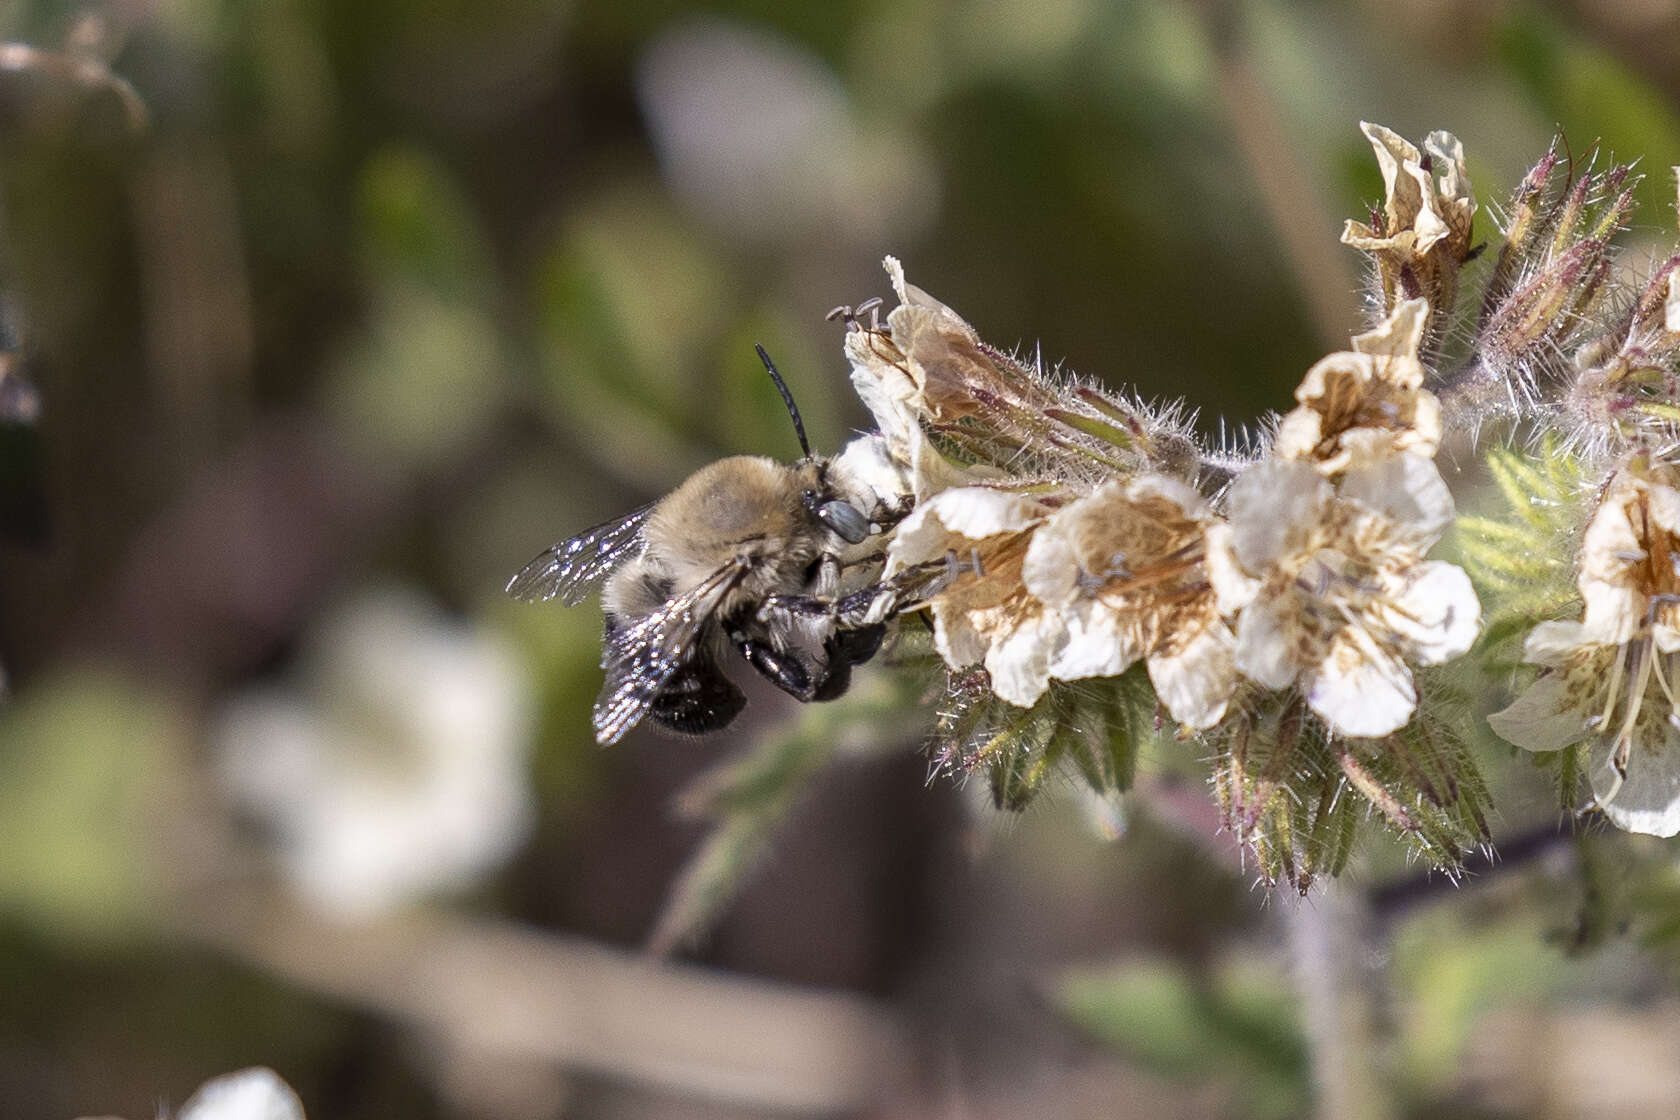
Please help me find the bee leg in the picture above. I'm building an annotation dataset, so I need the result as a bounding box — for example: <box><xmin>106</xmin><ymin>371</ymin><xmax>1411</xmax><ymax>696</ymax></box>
<box><xmin>809</xmin><ymin>623</ymin><xmax>885</xmax><ymax>702</ymax></box>
<box><xmin>733</xmin><ymin>631</ymin><xmax>821</xmax><ymax>701</ymax></box>
<box><xmin>832</xmin><ymin>622</ymin><xmax>885</xmax><ymax>665</ymax></box>
<box><xmin>647</xmin><ymin>660</ymin><xmax>747</xmax><ymax>734</ymax></box>
<box><xmin>810</xmin><ymin>655</ymin><xmax>852</xmax><ymax>702</ymax></box>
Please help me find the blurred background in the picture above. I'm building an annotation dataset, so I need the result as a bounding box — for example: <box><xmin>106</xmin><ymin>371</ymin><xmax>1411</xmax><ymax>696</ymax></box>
<box><xmin>5</xmin><ymin>0</ymin><xmax>1680</xmax><ymax>1117</ymax></box>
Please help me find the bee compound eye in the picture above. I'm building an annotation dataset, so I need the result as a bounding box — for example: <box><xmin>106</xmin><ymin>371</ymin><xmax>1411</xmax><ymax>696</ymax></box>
<box><xmin>817</xmin><ymin>499</ymin><xmax>871</xmax><ymax>544</ymax></box>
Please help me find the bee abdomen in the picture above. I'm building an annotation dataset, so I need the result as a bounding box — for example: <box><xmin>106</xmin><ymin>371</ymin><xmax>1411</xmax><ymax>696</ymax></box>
<box><xmin>648</xmin><ymin>661</ymin><xmax>747</xmax><ymax>734</ymax></box>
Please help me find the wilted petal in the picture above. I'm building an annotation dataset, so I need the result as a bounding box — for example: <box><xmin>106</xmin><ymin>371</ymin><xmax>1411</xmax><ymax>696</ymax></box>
<box><xmin>1351</xmin><ymin>297</ymin><xmax>1428</xmax><ymax>365</ymax></box>
<box><xmin>885</xmin><ymin>255</ymin><xmax>977</xmax><ymax>337</ymax></box>
<box><xmin>1422</xmin><ymin>129</ymin><xmax>1476</xmax><ymax>239</ymax></box>
<box><xmin>1277</xmin><ymin>299</ymin><xmax>1438</xmax><ymax>473</ymax></box>
<box><xmin>1488</xmin><ymin>672</ymin><xmax>1593</xmax><ymax>752</ymax></box>
<box><xmin>1362</xmin><ymin>123</ymin><xmax>1431</xmax><ymax>235</ymax></box>
<box><xmin>1304</xmin><ymin>635</ymin><xmax>1417</xmax><ymax>737</ymax></box>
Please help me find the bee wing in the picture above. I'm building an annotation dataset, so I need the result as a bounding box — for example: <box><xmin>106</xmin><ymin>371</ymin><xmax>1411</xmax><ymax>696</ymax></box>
<box><xmin>592</xmin><ymin>558</ymin><xmax>749</xmax><ymax>745</ymax></box>
<box><xmin>506</xmin><ymin>505</ymin><xmax>654</xmax><ymax>605</ymax></box>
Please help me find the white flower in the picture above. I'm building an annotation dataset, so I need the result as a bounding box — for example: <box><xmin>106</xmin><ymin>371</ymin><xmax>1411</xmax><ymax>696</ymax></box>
<box><xmin>178</xmin><ymin>1069</ymin><xmax>306</xmax><ymax>1120</ymax></box>
<box><xmin>886</xmin><ymin>485</ymin><xmax>1062</xmax><ymax>705</ymax></box>
<box><xmin>1020</xmin><ymin>475</ymin><xmax>1237</xmax><ymax>728</ymax></box>
<box><xmin>887</xmin><ymin>477</ymin><xmax>1239</xmax><ymax>726</ymax></box>
<box><xmin>1273</xmin><ymin>298</ymin><xmax>1442</xmax><ymax>473</ymax></box>
<box><xmin>1210</xmin><ymin>454</ymin><xmax>1480</xmax><ymax>737</ymax></box>
<box><xmin>636</xmin><ymin>19</ymin><xmax>936</xmax><ymax>246</ymax></box>
<box><xmin>76</xmin><ymin>1068</ymin><xmax>306</xmax><ymax>1120</ymax></box>
<box><xmin>213</xmin><ymin>589</ymin><xmax>535</xmax><ymax>921</ymax></box>
<box><xmin>1489</xmin><ymin>463</ymin><xmax>1680</xmax><ymax>836</ymax></box>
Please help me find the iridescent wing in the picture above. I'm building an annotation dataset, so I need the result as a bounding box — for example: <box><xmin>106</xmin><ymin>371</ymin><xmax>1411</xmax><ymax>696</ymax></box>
<box><xmin>592</xmin><ymin>557</ymin><xmax>749</xmax><ymax>745</ymax></box>
<box><xmin>506</xmin><ymin>505</ymin><xmax>653</xmax><ymax>605</ymax></box>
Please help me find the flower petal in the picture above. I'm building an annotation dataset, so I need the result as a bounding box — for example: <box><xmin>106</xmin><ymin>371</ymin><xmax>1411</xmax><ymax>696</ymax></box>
<box><xmin>889</xmin><ymin>486</ymin><xmax>1043</xmax><ymax>567</ymax></box>
<box><xmin>1021</xmin><ymin>504</ymin><xmax>1084</xmax><ymax>607</ymax></box>
<box><xmin>1045</xmin><ymin>599</ymin><xmax>1138</xmax><ymax>681</ymax></box>
<box><xmin>931</xmin><ymin>597</ymin><xmax>989</xmax><ymax>667</ymax></box>
<box><xmin>1232</xmin><ymin>592</ymin><xmax>1304</xmax><ymax>689</ymax></box>
<box><xmin>1148</xmin><ymin>622</ymin><xmax>1237</xmax><ymax>729</ymax></box>
<box><xmin>984</xmin><ymin>612</ymin><xmax>1056</xmax><ymax>707</ymax></box>
<box><xmin>1303</xmin><ymin>635</ymin><xmax>1417</xmax><ymax>737</ymax></box>
<box><xmin>1521</xmin><ymin>620</ymin><xmax>1592</xmax><ymax>667</ymax></box>
<box><xmin>1226</xmin><ymin>460</ymin><xmax>1328</xmax><ymax>573</ymax></box>
<box><xmin>1488</xmin><ymin>673</ymin><xmax>1592</xmax><ymax>752</ymax></box>
<box><xmin>1589</xmin><ymin>730</ymin><xmax>1680</xmax><ymax>838</ymax></box>
<box><xmin>1339</xmin><ymin>452</ymin><xmax>1454</xmax><ymax>539</ymax></box>
<box><xmin>179</xmin><ymin>1068</ymin><xmax>307</xmax><ymax>1120</ymax></box>
<box><xmin>1203</xmin><ymin>522</ymin><xmax>1257</xmax><ymax>614</ymax></box>
<box><xmin>1383</xmin><ymin>560</ymin><xmax>1481</xmax><ymax>664</ymax></box>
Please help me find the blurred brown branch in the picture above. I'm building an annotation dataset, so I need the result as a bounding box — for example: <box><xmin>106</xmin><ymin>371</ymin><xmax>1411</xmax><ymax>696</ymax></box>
<box><xmin>172</xmin><ymin>883</ymin><xmax>910</xmax><ymax>1115</ymax></box>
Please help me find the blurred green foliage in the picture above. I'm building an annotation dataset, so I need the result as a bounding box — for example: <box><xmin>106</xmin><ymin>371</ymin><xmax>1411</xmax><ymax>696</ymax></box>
<box><xmin>1055</xmin><ymin>954</ymin><xmax>1309</xmax><ymax>1120</ymax></box>
<box><xmin>0</xmin><ymin>673</ymin><xmax>175</xmax><ymax>948</ymax></box>
<box><xmin>5</xmin><ymin>0</ymin><xmax>1680</xmax><ymax>1117</ymax></box>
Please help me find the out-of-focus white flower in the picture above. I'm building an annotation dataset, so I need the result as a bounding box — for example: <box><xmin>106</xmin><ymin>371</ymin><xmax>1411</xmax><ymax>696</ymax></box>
<box><xmin>1020</xmin><ymin>475</ymin><xmax>1237</xmax><ymax>728</ymax></box>
<box><xmin>1209</xmin><ymin>454</ymin><xmax>1480</xmax><ymax>738</ymax></box>
<box><xmin>635</xmin><ymin>18</ymin><xmax>937</xmax><ymax>246</ymax></box>
<box><xmin>1274</xmin><ymin>298</ymin><xmax>1442</xmax><ymax>473</ymax></box>
<box><xmin>1490</xmin><ymin>462</ymin><xmax>1680</xmax><ymax>835</ymax></box>
<box><xmin>178</xmin><ymin>1068</ymin><xmax>306</xmax><ymax>1120</ymax></box>
<box><xmin>76</xmin><ymin>1068</ymin><xmax>306</xmax><ymax>1120</ymax></box>
<box><xmin>213</xmin><ymin>589</ymin><xmax>534</xmax><ymax>921</ymax></box>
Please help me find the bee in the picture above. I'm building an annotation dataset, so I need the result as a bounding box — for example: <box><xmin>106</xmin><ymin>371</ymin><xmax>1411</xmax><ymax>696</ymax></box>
<box><xmin>508</xmin><ymin>346</ymin><xmax>916</xmax><ymax>744</ymax></box>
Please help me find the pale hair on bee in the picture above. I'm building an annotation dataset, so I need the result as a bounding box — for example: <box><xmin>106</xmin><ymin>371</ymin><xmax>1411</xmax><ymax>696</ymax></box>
<box><xmin>508</xmin><ymin>346</ymin><xmax>923</xmax><ymax>744</ymax></box>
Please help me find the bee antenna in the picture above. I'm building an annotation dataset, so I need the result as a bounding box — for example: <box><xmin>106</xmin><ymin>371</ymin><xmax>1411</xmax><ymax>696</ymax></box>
<box><xmin>755</xmin><ymin>344</ymin><xmax>811</xmax><ymax>458</ymax></box>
